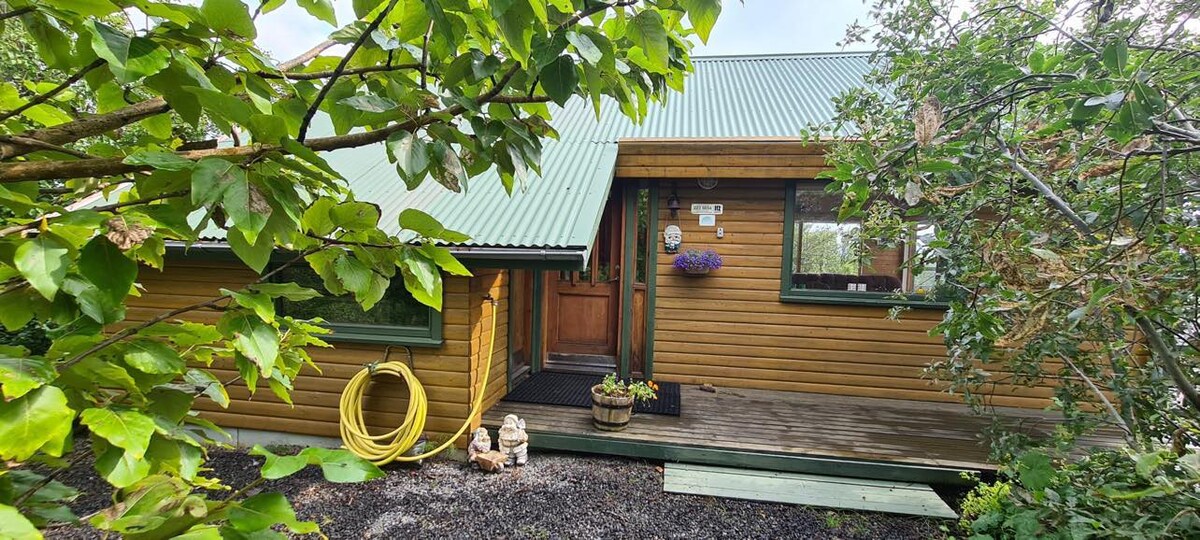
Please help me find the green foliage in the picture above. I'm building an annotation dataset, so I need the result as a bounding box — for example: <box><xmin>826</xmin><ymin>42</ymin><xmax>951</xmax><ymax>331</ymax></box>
<box><xmin>827</xmin><ymin>0</ymin><xmax>1200</xmax><ymax>537</ymax></box>
<box><xmin>959</xmin><ymin>479</ymin><xmax>1010</xmax><ymax>532</ymax></box>
<box><xmin>0</xmin><ymin>0</ymin><xmax>709</xmax><ymax>537</ymax></box>
<box><xmin>967</xmin><ymin>450</ymin><xmax>1200</xmax><ymax>538</ymax></box>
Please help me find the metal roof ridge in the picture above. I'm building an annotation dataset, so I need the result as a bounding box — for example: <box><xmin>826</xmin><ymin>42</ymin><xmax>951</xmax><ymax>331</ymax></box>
<box><xmin>690</xmin><ymin>50</ymin><xmax>876</xmax><ymax>61</ymax></box>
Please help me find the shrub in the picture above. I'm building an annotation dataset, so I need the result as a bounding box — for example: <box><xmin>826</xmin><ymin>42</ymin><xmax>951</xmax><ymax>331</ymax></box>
<box><xmin>967</xmin><ymin>449</ymin><xmax>1200</xmax><ymax>538</ymax></box>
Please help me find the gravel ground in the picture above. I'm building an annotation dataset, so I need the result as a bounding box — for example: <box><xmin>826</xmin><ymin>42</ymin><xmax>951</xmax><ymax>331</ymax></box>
<box><xmin>48</xmin><ymin>449</ymin><xmax>952</xmax><ymax>539</ymax></box>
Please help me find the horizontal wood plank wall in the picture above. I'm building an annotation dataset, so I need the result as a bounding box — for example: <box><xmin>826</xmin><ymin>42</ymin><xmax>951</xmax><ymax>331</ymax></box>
<box><xmin>125</xmin><ymin>259</ymin><xmax>477</xmax><ymax>446</ymax></box>
<box><xmin>617</xmin><ymin>139</ymin><xmax>829</xmax><ymax>179</ymax></box>
<box><xmin>469</xmin><ymin>269</ymin><xmax>509</xmax><ymax>430</ymax></box>
<box><xmin>649</xmin><ymin>180</ymin><xmax>1053</xmax><ymax>409</ymax></box>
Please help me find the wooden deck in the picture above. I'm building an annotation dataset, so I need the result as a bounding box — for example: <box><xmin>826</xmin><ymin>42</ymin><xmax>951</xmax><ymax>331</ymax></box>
<box><xmin>483</xmin><ymin>385</ymin><xmax>1121</xmax><ymax>484</ymax></box>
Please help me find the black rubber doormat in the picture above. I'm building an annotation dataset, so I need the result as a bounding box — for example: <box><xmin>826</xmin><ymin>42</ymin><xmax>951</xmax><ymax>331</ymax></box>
<box><xmin>503</xmin><ymin>371</ymin><xmax>681</xmax><ymax>416</ymax></box>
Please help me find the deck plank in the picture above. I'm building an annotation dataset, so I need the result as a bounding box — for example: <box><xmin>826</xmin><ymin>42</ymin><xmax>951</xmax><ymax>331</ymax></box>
<box><xmin>483</xmin><ymin>385</ymin><xmax>1123</xmax><ymax>473</ymax></box>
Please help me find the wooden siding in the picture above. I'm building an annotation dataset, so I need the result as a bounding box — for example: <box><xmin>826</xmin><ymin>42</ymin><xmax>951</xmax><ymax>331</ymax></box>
<box><xmin>616</xmin><ymin>139</ymin><xmax>830</xmax><ymax>179</ymax></box>
<box><xmin>470</xmin><ymin>269</ymin><xmax>509</xmax><ymax>429</ymax></box>
<box><xmin>125</xmin><ymin>259</ymin><xmax>503</xmax><ymax>446</ymax></box>
<box><xmin>650</xmin><ymin>180</ymin><xmax>1052</xmax><ymax>409</ymax></box>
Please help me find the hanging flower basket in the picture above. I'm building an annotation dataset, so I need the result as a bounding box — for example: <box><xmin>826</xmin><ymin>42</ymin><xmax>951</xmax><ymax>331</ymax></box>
<box><xmin>673</xmin><ymin>249</ymin><xmax>722</xmax><ymax>276</ymax></box>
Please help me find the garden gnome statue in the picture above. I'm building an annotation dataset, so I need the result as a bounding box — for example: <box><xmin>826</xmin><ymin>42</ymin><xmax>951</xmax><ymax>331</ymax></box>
<box><xmin>497</xmin><ymin>414</ymin><xmax>529</xmax><ymax>466</ymax></box>
<box><xmin>663</xmin><ymin>225</ymin><xmax>682</xmax><ymax>254</ymax></box>
<box><xmin>467</xmin><ymin>427</ymin><xmax>506</xmax><ymax>472</ymax></box>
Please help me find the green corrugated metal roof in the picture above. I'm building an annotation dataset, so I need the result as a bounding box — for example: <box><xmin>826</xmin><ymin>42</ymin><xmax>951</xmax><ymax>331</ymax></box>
<box><xmin>199</xmin><ymin>52</ymin><xmax>873</xmax><ymax>252</ymax></box>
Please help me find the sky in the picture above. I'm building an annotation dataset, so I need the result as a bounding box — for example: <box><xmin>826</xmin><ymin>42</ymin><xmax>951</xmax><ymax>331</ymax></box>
<box><xmin>252</xmin><ymin>1</ymin><xmax>873</xmax><ymax>62</ymax></box>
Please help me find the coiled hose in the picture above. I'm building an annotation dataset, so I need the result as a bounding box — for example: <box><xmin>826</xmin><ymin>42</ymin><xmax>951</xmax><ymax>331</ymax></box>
<box><xmin>338</xmin><ymin>298</ymin><xmax>497</xmax><ymax>465</ymax></box>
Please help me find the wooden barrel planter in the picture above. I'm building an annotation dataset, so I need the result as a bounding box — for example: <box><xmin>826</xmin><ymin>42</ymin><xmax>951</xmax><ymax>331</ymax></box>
<box><xmin>591</xmin><ymin>384</ymin><xmax>634</xmax><ymax>431</ymax></box>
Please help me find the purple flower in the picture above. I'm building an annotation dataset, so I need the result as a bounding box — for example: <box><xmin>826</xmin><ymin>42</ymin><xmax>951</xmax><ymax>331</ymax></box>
<box><xmin>673</xmin><ymin>249</ymin><xmax>723</xmax><ymax>271</ymax></box>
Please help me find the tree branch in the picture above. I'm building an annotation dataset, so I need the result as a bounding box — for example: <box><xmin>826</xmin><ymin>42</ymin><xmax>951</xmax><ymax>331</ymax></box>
<box><xmin>0</xmin><ymin>59</ymin><xmax>106</xmax><ymax>124</ymax></box>
<box><xmin>255</xmin><ymin>63</ymin><xmax>421</xmax><ymax>81</ymax></box>
<box><xmin>0</xmin><ymin>98</ymin><xmax>171</xmax><ymax>161</ymax></box>
<box><xmin>297</xmin><ymin>0</ymin><xmax>401</xmax><ymax>142</ymax></box>
<box><xmin>0</xmin><ymin>6</ymin><xmax>33</xmax><ymax>21</ymax></box>
<box><xmin>0</xmin><ymin>136</ymin><xmax>97</xmax><ymax>160</ymax></box>
<box><xmin>0</xmin><ymin>91</ymin><xmax>547</xmax><ymax>182</ymax></box>
<box><xmin>60</xmin><ymin>248</ymin><xmax>318</xmax><ymax>370</ymax></box>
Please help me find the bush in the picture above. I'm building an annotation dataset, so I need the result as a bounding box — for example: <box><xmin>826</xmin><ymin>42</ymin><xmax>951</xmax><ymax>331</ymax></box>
<box><xmin>967</xmin><ymin>449</ymin><xmax>1200</xmax><ymax>539</ymax></box>
<box><xmin>959</xmin><ymin>479</ymin><xmax>1011</xmax><ymax>532</ymax></box>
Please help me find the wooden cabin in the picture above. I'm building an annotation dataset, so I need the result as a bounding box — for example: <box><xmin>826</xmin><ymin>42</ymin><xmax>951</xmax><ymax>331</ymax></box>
<box><xmin>131</xmin><ymin>53</ymin><xmax>1114</xmax><ymax>483</ymax></box>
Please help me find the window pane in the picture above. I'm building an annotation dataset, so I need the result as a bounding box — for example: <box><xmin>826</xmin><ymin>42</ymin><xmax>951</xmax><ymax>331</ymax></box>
<box><xmin>276</xmin><ymin>266</ymin><xmax>430</xmax><ymax>328</ymax></box>
<box><xmin>790</xmin><ymin>183</ymin><xmax>937</xmax><ymax>295</ymax></box>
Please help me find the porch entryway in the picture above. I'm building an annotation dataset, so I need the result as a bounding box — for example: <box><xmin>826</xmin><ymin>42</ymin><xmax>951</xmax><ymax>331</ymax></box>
<box><xmin>483</xmin><ymin>385</ymin><xmax>1123</xmax><ymax>484</ymax></box>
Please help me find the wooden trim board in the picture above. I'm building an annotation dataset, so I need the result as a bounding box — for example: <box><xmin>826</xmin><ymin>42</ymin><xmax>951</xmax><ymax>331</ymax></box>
<box><xmin>663</xmin><ymin>463</ymin><xmax>958</xmax><ymax>519</ymax></box>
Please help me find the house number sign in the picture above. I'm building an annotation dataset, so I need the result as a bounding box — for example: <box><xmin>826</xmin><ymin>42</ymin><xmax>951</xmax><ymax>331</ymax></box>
<box><xmin>690</xmin><ymin>203</ymin><xmax>723</xmax><ymax>215</ymax></box>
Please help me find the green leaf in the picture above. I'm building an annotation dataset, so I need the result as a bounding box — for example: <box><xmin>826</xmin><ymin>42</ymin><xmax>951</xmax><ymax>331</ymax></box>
<box><xmin>386</xmin><ymin>131</ymin><xmax>429</xmax><ymax>181</ymax></box>
<box><xmin>298</xmin><ymin>0</ymin><xmax>337</xmax><ymax>26</ymax></box>
<box><xmin>220</xmin><ymin>312</ymin><xmax>280</xmax><ymax>376</ymax></box>
<box><xmin>226</xmin><ymin>226</ymin><xmax>274</xmax><ymax>273</ymax></box>
<box><xmin>229</xmin><ymin>492</ymin><xmax>318</xmax><ymax>534</ymax></box>
<box><xmin>333</xmin><ymin>255</ymin><xmax>373</xmax><ymax>295</ymax></box>
<box><xmin>281</xmin><ymin>138</ymin><xmax>343</xmax><ymax>179</ymax></box>
<box><xmin>201</xmin><ymin>0</ymin><xmax>257</xmax><ymax>39</ymax></box>
<box><xmin>184</xmin><ymin>369</ymin><xmax>229</xmax><ymax>408</ymax></box>
<box><xmin>22</xmin><ymin>104</ymin><xmax>72</xmax><ymax>127</ymax></box>
<box><xmin>250</xmin><ymin>282</ymin><xmax>323</xmax><ymax>301</ymax></box>
<box><xmin>1016</xmin><ymin>451</ymin><xmax>1054</xmax><ymax>492</ymax></box>
<box><xmin>399</xmin><ymin>254</ymin><xmax>442</xmax><ymax>310</ymax></box>
<box><xmin>627</xmin><ymin>10</ymin><xmax>669</xmax><ymax>73</ymax></box>
<box><xmin>93</xmin><ymin>441</ymin><xmax>151</xmax><ymax>489</ymax></box>
<box><xmin>0</xmin><ymin>385</ymin><xmax>75</xmax><ymax>461</ymax></box>
<box><xmin>88</xmin><ymin>21</ymin><xmax>170</xmax><ymax>84</ymax></box>
<box><xmin>81</xmin><ymin>408</ymin><xmax>157</xmax><ymax>460</ymax></box>
<box><xmin>15</xmin><ymin>235</ymin><xmax>71</xmax><ymax>301</ymax></box>
<box><xmin>566</xmin><ymin>31</ymin><xmax>603</xmax><ymax>65</ymax></box>
<box><xmin>419</xmin><ymin>244</ymin><xmax>471</xmax><ymax>276</ymax></box>
<box><xmin>681</xmin><ymin>0</ymin><xmax>721</xmax><ymax>44</ymax></box>
<box><xmin>329</xmin><ymin>201</ymin><xmax>380</xmax><ymax>232</ymax></box>
<box><xmin>338</xmin><ymin>95</ymin><xmax>397</xmax><ymax>113</ymax></box>
<box><xmin>398</xmin><ymin>208</ymin><xmax>470</xmax><ymax>242</ymax></box>
<box><xmin>1102</xmin><ymin>41</ymin><xmax>1128</xmax><ymax>76</ymax></box>
<box><xmin>191</xmin><ymin>158</ymin><xmax>246</xmax><ymax>205</ymax></box>
<box><xmin>298</xmin><ymin>447</ymin><xmax>385</xmax><ymax>482</ymax></box>
<box><xmin>79</xmin><ymin>236</ymin><xmax>138</xmax><ymax>306</ymax></box>
<box><xmin>427</xmin><ymin>141</ymin><xmax>467</xmax><ymax>192</ymax></box>
<box><xmin>540</xmin><ymin>55</ymin><xmax>579</xmax><ymax>106</ymax></box>
<box><xmin>225</xmin><ymin>289</ymin><xmax>275</xmax><ymax>322</ymax></box>
<box><xmin>124</xmin><ymin>339</ymin><xmax>185</xmax><ymax>375</ymax></box>
<box><xmin>302</xmin><ymin>197</ymin><xmax>337</xmax><ymax>236</ymax></box>
<box><xmin>250</xmin><ymin>445</ymin><xmax>309</xmax><ymax>480</ymax></box>
<box><xmin>122</xmin><ymin>151</ymin><xmax>196</xmax><ymax>171</ymax></box>
<box><xmin>222</xmin><ymin>176</ymin><xmax>272</xmax><ymax>244</ymax></box>
<box><xmin>0</xmin><ymin>290</ymin><xmax>35</xmax><ymax>331</ymax></box>
<box><xmin>0</xmin><ymin>504</ymin><xmax>41</xmax><ymax>540</ymax></box>
<box><xmin>0</xmin><ymin>355</ymin><xmax>55</xmax><ymax>400</ymax></box>
<box><xmin>46</xmin><ymin>0</ymin><xmax>121</xmax><ymax>16</ymax></box>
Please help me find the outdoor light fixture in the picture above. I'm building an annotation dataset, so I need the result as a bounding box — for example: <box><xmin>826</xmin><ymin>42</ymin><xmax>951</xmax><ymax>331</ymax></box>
<box><xmin>667</xmin><ymin>186</ymin><xmax>681</xmax><ymax>218</ymax></box>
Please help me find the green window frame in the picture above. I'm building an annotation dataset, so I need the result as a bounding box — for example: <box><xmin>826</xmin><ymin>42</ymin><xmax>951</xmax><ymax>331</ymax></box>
<box><xmin>271</xmin><ymin>264</ymin><xmax>443</xmax><ymax>347</ymax></box>
<box><xmin>779</xmin><ymin>180</ymin><xmax>949</xmax><ymax>309</ymax></box>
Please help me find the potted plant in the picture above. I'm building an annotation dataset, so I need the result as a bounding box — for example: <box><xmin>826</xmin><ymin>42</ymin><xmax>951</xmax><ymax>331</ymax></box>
<box><xmin>673</xmin><ymin>248</ymin><xmax>723</xmax><ymax>276</ymax></box>
<box><xmin>590</xmin><ymin>374</ymin><xmax>658</xmax><ymax>432</ymax></box>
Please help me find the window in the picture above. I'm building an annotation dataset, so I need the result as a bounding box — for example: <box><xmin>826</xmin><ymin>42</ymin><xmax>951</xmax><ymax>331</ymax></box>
<box><xmin>274</xmin><ymin>265</ymin><xmax>442</xmax><ymax>346</ymax></box>
<box><xmin>781</xmin><ymin>181</ymin><xmax>946</xmax><ymax>307</ymax></box>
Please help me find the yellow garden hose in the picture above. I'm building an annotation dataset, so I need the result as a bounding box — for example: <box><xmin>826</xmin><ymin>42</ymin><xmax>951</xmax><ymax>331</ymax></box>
<box><xmin>338</xmin><ymin>298</ymin><xmax>498</xmax><ymax>465</ymax></box>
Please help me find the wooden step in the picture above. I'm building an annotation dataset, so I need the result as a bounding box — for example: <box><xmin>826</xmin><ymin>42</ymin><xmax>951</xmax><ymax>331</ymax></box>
<box><xmin>662</xmin><ymin>463</ymin><xmax>958</xmax><ymax>519</ymax></box>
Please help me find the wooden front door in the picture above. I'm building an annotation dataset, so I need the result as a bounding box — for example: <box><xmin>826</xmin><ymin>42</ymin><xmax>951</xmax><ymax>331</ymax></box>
<box><xmin>544</xmin><ymin>194</ymin><xmax>623</xmax><ymax>372</ymax></box>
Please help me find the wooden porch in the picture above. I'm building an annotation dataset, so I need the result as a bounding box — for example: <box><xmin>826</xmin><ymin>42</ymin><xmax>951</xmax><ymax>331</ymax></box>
<box><xmin>482</xmin><ymin>385</ymin><xmax>1122</xmax><ymax>485</ymax></box>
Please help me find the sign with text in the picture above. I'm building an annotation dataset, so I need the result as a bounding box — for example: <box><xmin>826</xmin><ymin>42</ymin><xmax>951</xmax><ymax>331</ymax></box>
<box><xmin>690</xmin><ymin>203</ymin><xmax>724</xmax><ymax>215</ymax></box>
